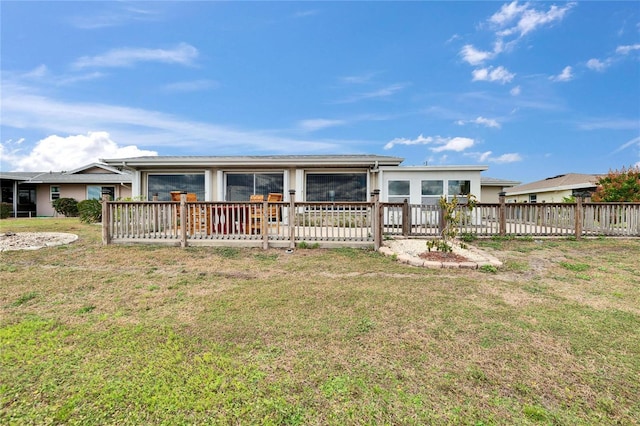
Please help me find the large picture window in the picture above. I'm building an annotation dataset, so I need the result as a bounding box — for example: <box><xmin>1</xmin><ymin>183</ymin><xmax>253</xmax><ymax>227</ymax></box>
<box><xmin>306</xmin><ymin>173</ymin><xmax>367</xmax><ymax>202</ymax></box>
<box><xmin>225</xmin><ymin>173</ymin><xmax>283</xmax><ymax>201</ymax></box>
<box><xmin>148</xmin><ymin>174</ymin><xmax>205</xmax><ymax>201</ymax></box>
<box><xmin>388</xmin><ymin>180</ymin><xmax>410</xmax><ymax>203</ymax></box>
<box><xmin>421</xmin><ymin>180</ymin><xmax>443</xmax><ymax>205</ymax></box>
<box><xmin>447</xmin><ymin>180</ymin><xmax>471</xmax><ymax>203</ymax></box>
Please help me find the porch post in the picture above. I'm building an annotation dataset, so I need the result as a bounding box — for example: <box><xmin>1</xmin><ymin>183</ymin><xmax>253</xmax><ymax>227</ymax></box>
<box><xmin>498</xmin><ymin>192</ymin><xmax>506</xmax><ymax>236</ymax></box>
<box><xmin>289</xmin><ymin>190</ymin><xmax>296</xmax><ymax>249</ymax></box>
<box><xmin>575</xmin><ymin>196</ymin><xmax>583</xmax><ymax>240</ymax></box>
<box><xmin>101</xmin><ymin>193</ymin><xmax>111</xmax><ymax>245</ymax></box>
<box><xmin>262</xmin><ymin>199</ymin><xmax>269</xmax><ymax>250</ymax></box>
<box><xmin>152</xmin><ymin>193</ymin><xmax>159</xmax><ymax>232</ymax></box>
<box><xmin>402</xmin><ymin>198</ymin><xmax>410</xmax><ymax>237</ymax></box>
<box><xmin>180</xmin><ymin>192</ymin><xmax>188</xmax><ymax>248</ymax></box>
<box><xmin>372</xmin><ymin>190</ymin><xmax>381</xmax><ymax>250</ymax></box>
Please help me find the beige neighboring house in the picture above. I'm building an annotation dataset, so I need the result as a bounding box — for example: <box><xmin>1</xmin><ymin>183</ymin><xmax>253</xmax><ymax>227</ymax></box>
<box><xmin>480</xmin><ymin>176</ymin><xmax>521</xmax><ymax>203</ymax></box>
<box><xmin>0</xmin><ymin>163</ymin><xmax>132</xmax><ymax>217</ymax></box>
<box><xmin>504</xmin><ymin>173</ymin><xmax>600</xmax><ymax>203</ymax></box>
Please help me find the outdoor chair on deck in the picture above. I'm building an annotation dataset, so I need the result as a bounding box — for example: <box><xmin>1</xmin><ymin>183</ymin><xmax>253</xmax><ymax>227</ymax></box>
<box><xmin>248</xmin><ymin>194</ymin><xmax>264</xmax><ymax>234</ymax></box>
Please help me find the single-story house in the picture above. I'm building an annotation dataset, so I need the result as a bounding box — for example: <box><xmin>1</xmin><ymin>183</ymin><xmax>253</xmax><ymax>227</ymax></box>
<box><xmin>101</xmin><ymin>154</ymin><xmax>495</xmax><ymax>205</ymax></box>
<box><xmin>1</xmin><ymin>155</ymin><xmax>520</xmax><ymax>217</ymax></box>
<box><xmin>0</xmin><ymin>163</ymin><xmax>132</xmax><ymax>217</ymax></box>
<box><xmin>505</xmin><ymin>173</ymin><xmax>600</xmax><ymax>203</ymax></box>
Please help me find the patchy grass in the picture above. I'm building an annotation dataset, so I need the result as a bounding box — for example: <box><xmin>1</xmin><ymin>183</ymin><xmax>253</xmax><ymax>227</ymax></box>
<box><xmin>1</xmin><ymin>219</ymin><xmax>639</xmax><ymax>424</ymax></box>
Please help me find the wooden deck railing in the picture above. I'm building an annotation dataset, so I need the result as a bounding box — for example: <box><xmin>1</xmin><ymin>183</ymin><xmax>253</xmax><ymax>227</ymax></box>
<box><xmin>102</xmin><ymin>193</ymin><xmax>640</xmax><ymax>249</ymax></box>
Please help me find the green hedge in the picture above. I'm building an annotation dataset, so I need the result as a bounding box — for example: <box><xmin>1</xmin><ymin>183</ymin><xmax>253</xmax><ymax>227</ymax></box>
<box><xmin>78</xmin><ymin>199</ymin><xmax>102</xmax><ymax>223</ymax></box>
<box><xmin>0</xmin><ymin>202</ymin><xmax>12</xmax><ymax>219</ymax></box>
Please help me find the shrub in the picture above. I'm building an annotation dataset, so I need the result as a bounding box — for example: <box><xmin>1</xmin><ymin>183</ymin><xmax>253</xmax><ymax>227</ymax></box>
<box><xmin>0</xmin><ymin>202</ymin><xmax>12</xmax><ymax>219</ymax></box>
<box><xmin>78</xmin><ymin>199</ymin><xmax>102</xmax><ymax>223</ymax></box>
<box><xmin>592</xmin><ymin>165</ymin><xmax>640</xmax><ymax>202</ymax></box>
<box><xmin>52</xmin><ymin>198</ymin><xmax>79</xmax><ymax>217</ymax></box>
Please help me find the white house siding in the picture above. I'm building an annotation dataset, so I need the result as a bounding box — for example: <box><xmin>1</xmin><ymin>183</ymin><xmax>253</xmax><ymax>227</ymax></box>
<box><xmin>507</xmin><ymin>189</ymin><xmax>573</xmax><ymax>203</ymax></box>
<box><xmin>379</xmin><ymin>168</ymin><xmax>483</xmax><ymax>204</ymax></box>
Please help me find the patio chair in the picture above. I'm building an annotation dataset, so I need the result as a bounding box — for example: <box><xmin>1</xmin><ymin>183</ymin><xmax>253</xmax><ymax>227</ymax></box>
<box><xmin>249</xmin><ymin>194</ymin><xmax>264</xmax><ymax>234</ymax></box>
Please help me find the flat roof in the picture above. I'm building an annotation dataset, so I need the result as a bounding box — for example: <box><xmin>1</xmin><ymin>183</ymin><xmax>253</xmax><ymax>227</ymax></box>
<box><xmin>101</xmin><ymin>154</ymin><xmax>405</xmax><ymax>169</ymax></box>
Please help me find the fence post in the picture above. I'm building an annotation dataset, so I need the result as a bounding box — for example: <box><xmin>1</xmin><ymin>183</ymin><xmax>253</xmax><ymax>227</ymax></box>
<box><xmin>402</xmin><ymin>198</ymin><xmax>410</xmax><ymax>237</ymax></box>
<box><xmin>498</xmin><ymin>192</ymin><xmax>506</xmax><ymax>236</ymax></box>
<box><xmin>371</xmin><ymin>190</ymin><xmax>381</xmax><ymax>250</ymax></box>
<box><xmin>289</xmin><ymin>190</ymin><xmax>296</xmax><ymax>249</ymax></box>
<box><xmin>180</xmin><ymin>192</ymin><xmax>188</xmax><ymax>248</ymax></box>
<box><xmin>101</xmin><ymin>193</ymin><xmax>111</xmax><ymax>245</ymax></box>
<box><xmin>575</xmin><ymin>197</ymin><xmax>583</xmax><ymax>240</ymax></box>
<box><xmin>438</xmin><ymin>197</ymin><xmax>446</xmax><ymax>237</ymax></box>
<box><xmin>152</xmin><ymin>193</ymin><xmax>159</xmax><ymax>232</ymax></box>
<box><xmin>262</xmin><ymin>199</ymin><xmax>269</xmax><ymax>250</ymax></box>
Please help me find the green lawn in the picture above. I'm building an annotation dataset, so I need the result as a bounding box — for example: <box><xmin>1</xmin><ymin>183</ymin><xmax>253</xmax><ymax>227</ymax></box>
<box><xmin>1</xmin><ymin>218</ymin><xmax>639</xmax><ymax>425</ymax></box>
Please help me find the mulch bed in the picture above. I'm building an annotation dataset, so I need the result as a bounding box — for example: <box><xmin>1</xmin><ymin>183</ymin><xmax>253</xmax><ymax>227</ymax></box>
<box><xmin>418</xmin><ymin>250</ymin><xmax>471</xmax><ymax>263</ymax></box>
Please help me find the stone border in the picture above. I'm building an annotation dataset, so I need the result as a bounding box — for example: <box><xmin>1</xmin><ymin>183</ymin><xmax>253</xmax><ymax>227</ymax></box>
<box><xmin>378</xmin><ymin>238</ymin><xmax>502</xmax><ymax>269</ymax></box>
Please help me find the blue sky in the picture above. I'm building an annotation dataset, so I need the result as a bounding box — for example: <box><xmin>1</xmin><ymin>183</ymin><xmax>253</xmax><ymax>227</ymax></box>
<box><xmin>1</xmin><ymin>1</ymin><xmax>639</xmax><ymax>183</ymax></box>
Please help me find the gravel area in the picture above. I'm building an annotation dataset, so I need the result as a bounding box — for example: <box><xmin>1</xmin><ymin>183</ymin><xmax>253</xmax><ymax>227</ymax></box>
<box><xmin>380</xmin><ymin>238</ymin><xmax>502</xmax><ymax>269</ymax></box>
<box><xmin>0</xmin><ymin>232</ymin><xmax>78</xmax><ymax>252</ymax></box>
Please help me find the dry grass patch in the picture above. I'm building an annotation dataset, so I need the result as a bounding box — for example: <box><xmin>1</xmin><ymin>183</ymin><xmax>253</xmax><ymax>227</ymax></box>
<box><xmin>1</xmin><ymin>219</ymin><xmax>639</xmax><ymax>424</ymax></box>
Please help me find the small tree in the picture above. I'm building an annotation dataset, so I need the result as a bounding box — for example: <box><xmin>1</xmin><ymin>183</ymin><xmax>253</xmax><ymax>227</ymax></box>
<box><xmin>427</xmin><ymin>194</ymin><xmax>477</xmax><ymax>253</ymax></box>
<box><xmin>52</xmin><ymin>198</ymin><xmax>79</xmax><ymax>217</ymax></box>
<box><xmin>592</xmin><ymin>166</ymin><xmax>640</xmax><ymax>202</ymax></box>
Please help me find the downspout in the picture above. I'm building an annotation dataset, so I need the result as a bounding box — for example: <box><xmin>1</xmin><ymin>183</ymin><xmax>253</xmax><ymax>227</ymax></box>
<box><xmin>13</xmin><ymin>181</ymin><xmax>18</xmax><ymax>217</ymax></box>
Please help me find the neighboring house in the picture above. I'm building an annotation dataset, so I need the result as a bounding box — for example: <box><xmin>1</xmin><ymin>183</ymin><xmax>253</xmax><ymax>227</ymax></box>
<box><xmin>480</xmin><ymin>176</ymin><xmax>521</xmax><ymax>203</ymax></box>
<box><xmin>0</xmin><ymin>163</ymin><xmax>132</xmax><ymax>217</ymax></box>
<box><xmin>504</xmin><ymin>173</ymin><xmax>600</xmax><ymax>203</ymax></box>
<box><xmin>101</xmin><ymin>155</ymin><xmax>493</xmax><ymax>204</ymax></box>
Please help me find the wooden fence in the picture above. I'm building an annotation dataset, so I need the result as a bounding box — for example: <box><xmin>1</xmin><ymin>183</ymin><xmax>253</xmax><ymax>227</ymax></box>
<box><xmin>102</xmin><ymin>193</ymin><xmax>640</xmax><ymax>249</ymax></box>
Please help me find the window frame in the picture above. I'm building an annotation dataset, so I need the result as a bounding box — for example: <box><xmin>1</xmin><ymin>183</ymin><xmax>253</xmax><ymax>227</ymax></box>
<box><xmin>147</xmin><ymin>173</ymin><xmax>205</xmax><ymax>201</ymax></box>
<box><xmin>50</xmin><ymin>186</ymin><xmax>61</xmax><ymax>201</ymax></box>
<box><xmin>224</xmin><ymin>172</ymin><xmax>284</xmax><ymax>201</ymax></box>
<box><xmin>305</xmin><ymin>172</ymin><xmax>368</xmax><ymax>202</ymax></box>
<box><xmin>420</xmin><ymin>180</ymin><xmax>444</xmax><ymax>205</ymax></box>
<box><xmin>387</xmin><ymin>180</ymin><xmax>410</xmax><ymax>203</ymax></box>
<box><xmin>87</xmin><ymin>185</ymin><xmax>115</xmax><ymax>201</ymax></box>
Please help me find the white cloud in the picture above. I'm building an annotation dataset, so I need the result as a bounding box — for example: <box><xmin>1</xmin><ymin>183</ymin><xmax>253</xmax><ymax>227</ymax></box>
<box><xmin>1</xmin><ymin>132</ymin><xmax>157</xmax><ymax>172</ymax></box>
<box><xmin>489</xmin><ymin>1</ymin><xmax>528</xmax><ymax>26</ymax></box>
<box><xmin>495</xmin><ymin>2</ymin><xmax>576</xmax><ymax>38</ymax></box>
<box><xmin>616</xmin><ymin>44</ymin><xmax>640</xmax><ymax>55</ymax></box>
<box><xmin>613</xmin><ymin>136</ymin><xmax>640</xmax><ymax>154</ymax></box>
<box><xmin>460</xmin><ymin>45</ymin><xmax>493</xmax><ymax>66</ymax></box>
<box><xmin>510</xmin><ymin>85</ymin><xmax>521</xmax><ymax>96</ymax></box>
<box><xmin>472</xmin><ymin>66</ymin><xmax>515</xmax><ymax>84</ymax></box>
<box><xmin>473</xmin><ymin>151</ymin><xmax>522</xmax><ymax>164</ymax></box>
<box><xmin>456</xmin><ymin>116</ymin><xmax>501</xmax><ymax>129</ymax></box>
<box><xmin>586</xmin><ymin>58</ymin><xmax>610</xmax><ymax>72</ymax></box>
<box><xmin>384</xmin><ymin>134</ymin><xmax>475</xmax><ymax>152</ymax></box>
<box><xmin>550</xmin><ymin>66</ymin><xmax>573</xmax><ymax>82</ymax></box>
<box><xmin>298</xmin><ymin>119</ymin><xmax>346</xmax><ymax>132</ymax></box>
<box><xmin>73</xmin><ymin>43</ymin><xmax>198</xmax><ymax>68</ymax></box>
<box><xmin>431</xmin><ymin>137</ymin><xmax>475</xmax><ymax>152</ymax></box>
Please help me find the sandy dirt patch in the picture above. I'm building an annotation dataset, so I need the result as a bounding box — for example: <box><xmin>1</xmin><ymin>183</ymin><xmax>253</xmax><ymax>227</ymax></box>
<box><xmin>0</xmin><ymin>232</ymin><xmax>78</xmax><ymax>252</ymax></box>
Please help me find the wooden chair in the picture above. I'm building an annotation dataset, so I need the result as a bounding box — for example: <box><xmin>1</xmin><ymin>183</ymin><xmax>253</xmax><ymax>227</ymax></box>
<box><xmin>249</xmin><ymin>194</ymin><xmax>264</xmax><ymax>234</ymax></box>
<box><xmin>266</xmin><ymin>193</ymin><xmax>283</xmax><ymax>234</ymax></box>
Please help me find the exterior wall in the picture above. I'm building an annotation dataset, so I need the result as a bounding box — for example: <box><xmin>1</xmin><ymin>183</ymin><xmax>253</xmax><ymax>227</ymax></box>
<box><xmin>35</xmin><ymin>183</ymin><xmax>131</xmax><ymax>216</ymax></box>
<box><xmin>481</xmin><ymin>186</ymin><xmax>506</xmax><ymax>203</ymax></box>
<box><xmin>380</xmin><ymin>169</ymin><xmax>483</xmax><ymax>203</ymax></box>
<box><xmin>506</xmin><ymin>189</ymin><xmax>573</xmax><ymax>203</ymax></box>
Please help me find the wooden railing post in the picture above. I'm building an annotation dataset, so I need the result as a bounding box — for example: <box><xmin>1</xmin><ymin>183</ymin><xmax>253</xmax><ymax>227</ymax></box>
<box><xmin>289</xmin><ymin>190</ymin><xmax>296</xmax><ymax>249</ymax></box>
<box><xmin>262</xmin><ymin>199</ymin><xmax>269</xmax><ymax>250</ymax></box>
<box><xmin>152</xmin><ymin>193</ymin><xmax>159</xmax><ymax>232</ymax></box>
<box><xmin>371</xmin><ymin>190</ymin><xmax>381</xmax><ymax>250</ymax></box>
<box><xmin>402</xmin><ymin>198</ymin><xmax>410</xmax><ymax>237</ymax></box>
<box><xmin>180</xmin><ymin>192</ymin><xmax>188</xmax><ymax>248</ymax></box>
<box><xmin>101</xmin><ymin>193</ymin><xmax>111</xmax><ymax>245</ymax></box>
<box><xmin>575</xmin><ymin>197</ymin><xmax>583</xmax><ymax>240</ymax></box>
<box><xmin>498</xmin><ymin>192</ymin><xmax>507</xmax><ymax>236</ymax></box>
